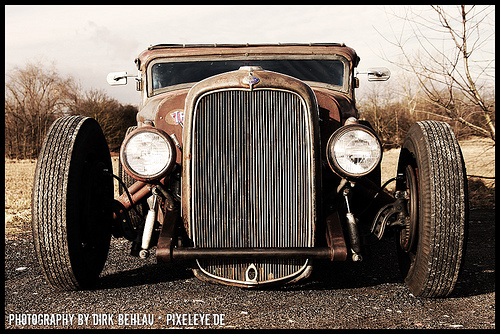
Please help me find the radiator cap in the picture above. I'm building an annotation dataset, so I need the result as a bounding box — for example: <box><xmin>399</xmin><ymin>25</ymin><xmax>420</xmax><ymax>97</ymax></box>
<box><xmin>238</xmin><ymin>65</ymin><xmax>263</xmax><ymax>72</ymax></box>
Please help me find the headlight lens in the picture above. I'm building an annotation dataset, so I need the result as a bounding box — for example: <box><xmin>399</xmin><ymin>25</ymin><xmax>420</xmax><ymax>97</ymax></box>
<box><xmin>121</xmin><ymin>127</ymin><xmax>176</xmax><ymax>181</ymax></box>
<box><xmin>327</xmin><ymin>125</ymin><xmax>382</xmax><ymax>178</ymax></box>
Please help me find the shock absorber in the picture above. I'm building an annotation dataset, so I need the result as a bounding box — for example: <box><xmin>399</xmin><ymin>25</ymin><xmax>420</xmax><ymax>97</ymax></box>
<box><xmin>139</xmin><ymin>189</ymin><xmax>160</xmax><ymax>259</ymax></box>
<box><xmin>342</xmin><ymin>184</ymin><xmax>363</xmax><ymax>262</ymax></box>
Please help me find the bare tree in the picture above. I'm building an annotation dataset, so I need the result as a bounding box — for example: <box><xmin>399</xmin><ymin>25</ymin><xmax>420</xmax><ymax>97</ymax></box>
<box><xmin>5</xmin><ymin>61</ymin><xmax>76</xmax><ymax>159</ymax></box>
<box><xmin>379</xmin><ymin>5</ymin><xmax>495</xmax><ymax>141</ymax></box>
<box><xmin>69</xmin><ymin>88</ymin><xmax>137</xmax><ymax>150</ymax></box>
<box><xmin>5</xmin><ymin>62</ymin><xmax>138</xmax><ymax>158</ymax></box>
<box><xmin>358</xmin><ymin>81</ymin><xmax>399</xmax><ymax>147</ymax></box>
<box><xmin>358</xmin><ymin>79</ymin><xmax>428</xmax><ymax>149</ymax></box>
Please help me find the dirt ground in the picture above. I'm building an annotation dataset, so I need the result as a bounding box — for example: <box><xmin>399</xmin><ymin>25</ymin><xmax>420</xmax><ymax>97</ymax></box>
<box><xmin>381</xmin><ymin>136</ymin><xmax>495</xmax><ymax>190</ymax></box>
<box><xmin>4</xmin><ymin>208</ymin><xmax>494</xmax><ymax>329</ymax></box>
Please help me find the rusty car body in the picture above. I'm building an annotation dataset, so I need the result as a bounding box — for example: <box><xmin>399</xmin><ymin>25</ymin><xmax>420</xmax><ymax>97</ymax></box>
<box><xmin>32</xmin><ymin>43</ymin><xmax>469</xmax><ymax>297</ymax></box>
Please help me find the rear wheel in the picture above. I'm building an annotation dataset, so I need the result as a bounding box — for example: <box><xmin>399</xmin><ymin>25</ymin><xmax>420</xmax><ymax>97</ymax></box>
<box><xmin>396</xmin><ymin>121</ymin><xmax>468</xmax><ymax>297</ymax></box>
<box><xmin>32</xmin><ymin>116</ymin><xmax>113</xmax><ymax>290</ymax></box>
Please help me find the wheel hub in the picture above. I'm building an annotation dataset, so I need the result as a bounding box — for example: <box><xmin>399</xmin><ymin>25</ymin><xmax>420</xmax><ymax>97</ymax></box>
<box><xmin>399</xmin><ymin>165</ymin><xmax>418</xmax><ymax>252</ymax></box>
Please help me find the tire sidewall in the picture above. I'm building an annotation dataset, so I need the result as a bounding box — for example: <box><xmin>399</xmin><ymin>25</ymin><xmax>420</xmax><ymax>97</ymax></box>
<box><xmin>397</xmin><ymin>125</ymin><xmax>433</xmax><ymax>293</ymax></box>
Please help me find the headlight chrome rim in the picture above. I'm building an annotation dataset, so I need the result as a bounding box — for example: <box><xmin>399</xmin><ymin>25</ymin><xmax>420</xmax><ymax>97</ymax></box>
<box><xmin>326</xmin><ymin>124</ymin><xmax>382</xmax><ymax>178</ymax></box>
<box><xmin>120</xmin><ymin>126</ymin><xmax>176</xmax><ymax>182</ymax></box>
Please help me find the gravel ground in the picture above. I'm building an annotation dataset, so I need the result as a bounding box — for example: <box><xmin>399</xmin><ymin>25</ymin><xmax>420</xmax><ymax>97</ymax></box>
<box><xmin>5</xmin><ymin>209</ymin><xmax>495</xmax><ymax>329</ymax></box>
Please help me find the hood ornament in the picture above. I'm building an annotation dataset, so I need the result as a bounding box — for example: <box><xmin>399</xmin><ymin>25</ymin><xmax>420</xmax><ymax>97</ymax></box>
<box><xmin>240</xmin><ymin>66</ymin><xmax>262</xmax><ymax>90</ymax></box>
<box><xmin>242</xmin><ymin>74</ymin><xmax>260</xmax><ymax>86</ymax></box>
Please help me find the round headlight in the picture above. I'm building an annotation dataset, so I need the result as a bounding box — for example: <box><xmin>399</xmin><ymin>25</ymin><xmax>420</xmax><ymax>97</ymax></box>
<box><xmin>120</xmin><ymin>127</ymin><xmax>176</xmax><ymax>181</ymax></box>
<box><xmin>326</xmin><ymin>124</ymin><xmax>382</xmax><ymax>178</ymax></box>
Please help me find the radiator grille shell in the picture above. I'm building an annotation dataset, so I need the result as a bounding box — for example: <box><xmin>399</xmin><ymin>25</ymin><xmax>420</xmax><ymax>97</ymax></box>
<box><xmin>187</xmin><ymin>86</ymin><xmax>317</xmax><ymax>285</ymax></box>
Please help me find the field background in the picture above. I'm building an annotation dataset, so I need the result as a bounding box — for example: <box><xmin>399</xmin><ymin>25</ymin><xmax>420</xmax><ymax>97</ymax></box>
<box><xmin>5</xmin><ymin>137</ymin><xmax>495</xmax><ymax>235</ymax></box>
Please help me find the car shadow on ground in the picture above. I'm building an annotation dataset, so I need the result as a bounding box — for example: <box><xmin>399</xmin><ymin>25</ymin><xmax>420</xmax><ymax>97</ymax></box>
<box><xmin>272</xmin><ymin>209</ymin><xmax>496</xmax><ymax>297</ymax></box>
<box><xmin>258</xmin><ymin>210</ymin><xmax>495</xmax><ymax>298</ymax></box>
<box><xmin>97</xmin><ymin>262</ymin><xmax>193</xmax><ymax>290</ymax></box>
<box><xmin>94</xmin><ymin>210</ymin><xmax>494</xmax><ymax>296</ymax></box>
<box><xmin>452</xmin><ymin>209</ymin><xmax>495</xmax><ymax>298</ymax></box>
<box><xmin>277</xmin><ymin>237</ymin><xmax>404</xmax><ymax>292</ymax></box>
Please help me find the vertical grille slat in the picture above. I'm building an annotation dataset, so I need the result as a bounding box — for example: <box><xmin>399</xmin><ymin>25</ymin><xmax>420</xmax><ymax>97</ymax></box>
<box><xmin>190</xmin><ymin>88</ymin><xmax>314</xmax><ymax>283</ymax></box>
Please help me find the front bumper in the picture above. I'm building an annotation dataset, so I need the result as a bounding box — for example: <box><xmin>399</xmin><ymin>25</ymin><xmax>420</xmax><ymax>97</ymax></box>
<box><xmin>158</xmin><ymin>247</ymin><xmax>339</xmax><ymax>261</ymax></box>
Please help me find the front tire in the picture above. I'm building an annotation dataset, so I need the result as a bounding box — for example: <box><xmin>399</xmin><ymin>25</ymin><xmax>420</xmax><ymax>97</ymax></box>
<box><xmin>32</xmin><ymin>116</ymin><xmax>113</xmax><ymax>290</ymax></box>
<box><xmin>396</xmin><ymin>121</ymin><xmax>468</xmax><ymax>297</ymax></box>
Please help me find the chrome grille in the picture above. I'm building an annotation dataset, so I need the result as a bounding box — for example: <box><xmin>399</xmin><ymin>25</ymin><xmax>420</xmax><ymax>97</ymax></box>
<box><xmin>191</xmin><ymin>88</ymin><xmax>314</xmax><ymax>251</ymax></box>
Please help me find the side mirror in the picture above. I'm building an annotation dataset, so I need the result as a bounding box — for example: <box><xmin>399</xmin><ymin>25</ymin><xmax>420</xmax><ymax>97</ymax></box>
<box><xmin>367</xmin><ymin>67</ymin><xmax>391</xmax><ymax>82</ymax></box>
<box><xmin>107</xmin><ymin>72</ymin><xmax>128</xmax><ymax>86</ymax></box>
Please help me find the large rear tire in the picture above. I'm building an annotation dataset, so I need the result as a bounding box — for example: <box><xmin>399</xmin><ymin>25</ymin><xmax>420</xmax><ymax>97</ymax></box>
<box><xmin>396</xmin><ymin>121</ymin><xmax>468</xmax><ymax>297</ymax></box>
<box><xmin>32</xmin><ymin>116</ymin><xmax>113</xmax><ymax>290</ymax></box>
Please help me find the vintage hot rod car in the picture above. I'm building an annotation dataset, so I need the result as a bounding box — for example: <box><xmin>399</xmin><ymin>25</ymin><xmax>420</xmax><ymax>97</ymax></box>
<box><xmin>32</xmin><ymin>43</ymin><xmax>468</xmax><ymax>297</ymax></box>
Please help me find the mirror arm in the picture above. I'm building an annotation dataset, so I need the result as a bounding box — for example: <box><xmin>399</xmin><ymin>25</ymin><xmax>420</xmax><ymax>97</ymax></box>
<box><xmin>107</xmin><ymin>71</ymin><xmax>141</xmax><ymax>86</ymax></box>
<box><xmin>356</xmin><ymin>67</ymin><xmax>391</xmax><ymax>82</ymax></box>
<box><xmin>113</xmin><ymin>74</ymin><xmax>141</xmax><ymax>81</ymax></box>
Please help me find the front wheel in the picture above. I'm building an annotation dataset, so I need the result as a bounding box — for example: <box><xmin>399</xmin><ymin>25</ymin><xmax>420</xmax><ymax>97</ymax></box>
<box><xmin>396</xmin><ymin>121</ymin><xmax>468</xmax><ymax>297</ymax></box>
<box><xmin>32</xmin><ymin>116</ymin><xmax>113</xmax><ymax>290</ymax></box>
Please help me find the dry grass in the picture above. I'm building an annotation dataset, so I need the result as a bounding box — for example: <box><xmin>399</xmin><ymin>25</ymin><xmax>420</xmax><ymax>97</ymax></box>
<box><xmin>5</xmin><ymin>138</ymin><xmax>494</xmax><ymax>235</ymax></box>
<box><xmin>459</xmin><ymin>137</ymin><xmax>495</xmax><ymax>186</ymax></box>
<box><xmin>381</xmin><ymin>136</ymin><xmax>495</xmax><ymax>208</ymax></box>
<box><xmin>5</xmin><ymin>159</ymin><xmax>37</xmax><ymax>235</ymax></box>
<box><xmin>4</xmin><ymin>157</ymin><xmax>120</xmax><ymax>235</ymax></box>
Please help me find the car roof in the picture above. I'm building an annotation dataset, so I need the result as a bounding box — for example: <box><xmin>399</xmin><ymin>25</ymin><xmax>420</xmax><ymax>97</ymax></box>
<box><xmin>135</xmin><ymin>43</ymin><xmax>360</xmax><ymax>70</ymax></box>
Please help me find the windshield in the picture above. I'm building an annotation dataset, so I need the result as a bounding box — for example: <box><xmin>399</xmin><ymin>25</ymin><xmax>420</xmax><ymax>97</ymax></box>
<box><xmin>150</xmin><ymin>59</ymin><xmax>345</xmax><ymax>93</ymax></box>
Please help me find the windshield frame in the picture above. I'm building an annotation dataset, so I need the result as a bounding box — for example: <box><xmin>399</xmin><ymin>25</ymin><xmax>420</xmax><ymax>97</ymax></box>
<box><xmin>146</xmin><ymin>54</ymin><xmax>350</xmax><ymax>97</ymax></box>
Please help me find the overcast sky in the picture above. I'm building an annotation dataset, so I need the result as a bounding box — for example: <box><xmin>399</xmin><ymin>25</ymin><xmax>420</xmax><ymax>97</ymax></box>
<box><xmin>5</xmin><ymin>5</ymin><xmax>490</xmax><ymax>106</ymax></box>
